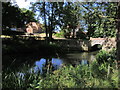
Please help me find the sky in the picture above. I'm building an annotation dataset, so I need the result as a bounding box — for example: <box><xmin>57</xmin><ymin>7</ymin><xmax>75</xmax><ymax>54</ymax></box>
<box><xmin>15</xmin><ymin>0</ymin><xmax>45</xmax><ymax>24</ymax></box>
<box><xmin>15</xmin><ymin>0</ymin><xmax>34</xmax><ymax>10</ymax></box>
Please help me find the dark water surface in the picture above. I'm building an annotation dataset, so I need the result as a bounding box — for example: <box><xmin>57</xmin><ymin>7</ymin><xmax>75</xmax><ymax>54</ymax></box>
<box><xmin>3</xmin><ymin>51</ymin><xmax>99</xmax><ymax>73</ymax></box>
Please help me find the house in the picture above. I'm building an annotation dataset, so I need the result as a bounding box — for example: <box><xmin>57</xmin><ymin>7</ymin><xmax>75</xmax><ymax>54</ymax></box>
<box><xmin>25</xmin><ymin>22</ymin><xmax>43</xmax><ymax>34</ymax></box>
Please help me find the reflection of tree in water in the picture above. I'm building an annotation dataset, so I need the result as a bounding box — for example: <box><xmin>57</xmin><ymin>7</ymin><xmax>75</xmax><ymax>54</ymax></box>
<box><xmin>80</xmin><ymin>60</ymin><xmax>89</xmax><ymax>66</ymax></box>
<box><xmin>62</xmin><ymin>57</ymin><xmax>90</xmax><ymax>67</ymax></box>
<box><xmin>42</xmin><ymin>58</ymin><xmax>55</xmax><ymax>75</ymax></box>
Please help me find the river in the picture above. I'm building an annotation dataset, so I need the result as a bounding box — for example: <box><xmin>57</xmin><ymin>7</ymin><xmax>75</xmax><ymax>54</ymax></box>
<box><xmin>3</xmin><ymin>50</ymin><xmax>99</xmax><ymax>74</ymax></box>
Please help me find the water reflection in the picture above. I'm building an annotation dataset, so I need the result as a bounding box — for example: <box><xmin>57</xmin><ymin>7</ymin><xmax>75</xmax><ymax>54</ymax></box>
<box><xmin>26</xmin><ymin>51</ymin><xmax>98</xmax><ymax>74</ymax></box>
<box><xmin>52</xmin><ymin>58</ymin><xmax>63</xmax><ymax>69</ymax></box>
<box><xmin>34</xmin><ymin>58</ymin><xmax>63</xmax><ymax>74</ymax></box>
<box><xmin>3</xmin><ymin>51</ymin><xmax>99</xmax><ymax>74</ymax></box>
<box><xmin>34</xmin><ymin>58</ymin><xmax>46</xmax><ymax>73</ymax></box>
<box><xmin>80</xmin><ymin>60</ymin><xmax>89</xmax><ymax>65</ymax></box>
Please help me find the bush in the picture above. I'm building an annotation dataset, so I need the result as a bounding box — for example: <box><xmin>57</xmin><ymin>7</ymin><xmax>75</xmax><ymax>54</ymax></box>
<box><xmin>3</xmin><ymin>63</ymin><xmax>118</xmax><ymax>89</ymax></box>
<box><xmin>96</xmin><ymin>49</ymin><xmax>116</xmax><ymax>65</ymax></box>
<box><xmin>96</xmin><ymin>50</ymin><xmax>109</xmax><ymax>64</ymax></box>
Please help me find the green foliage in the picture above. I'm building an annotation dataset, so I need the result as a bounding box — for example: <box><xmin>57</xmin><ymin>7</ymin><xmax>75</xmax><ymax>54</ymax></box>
<box><xmin>31</xmin><ymin>64</ymin><xmax>118</xmax><ymax>89</ymax></box>
<box><xmin>54</xmin><ymin>31</ymin><xmax>65</xmax><ymax>38</ymax></box>
<box><xmin>91</xmin><ymin>49</ymin><xmax>118</xmax><ymax>86</ymax></box>
<box><xmin>80</xmin><ymin>2</ymin><xmax>117</xmax><ymax>38</ymax></box>
<box><xmin>30</xmin><ymin>2</ymin><xmax>117</xmax><ymax>39</ymax></box>
<box><xmin>96</xmin><ymin>49</ymin><xmax>116</xmax><ymax>64</ymax></box>
<box><xmin>2</xmin><ymin>67</ymin><xmax>42</xmax><ymax>89</ymax></box>
<box><xmin>61</xmin><ymin>3</ymin><xmax>81</xmax><ymax>38</ymax></box>
<box><xmin>3</xmin><ymin>62</ymin><xmax>118</xmax><ymax>89</ymax></box>
<box><xmin>96</xmin><ymin>50</ymin><xmax>109</xmax><ymax>64</ymax></box>
<box><xmin>33</xmin><ymin>49</ymin><xmax>118</xmax><ymax>88</ymax></box>
<box><xmin>91</xmin><ymin>60</ymin><xmax>108</xmax><ymax>79</ymax></box>
<box><xmin>31</xmin><ymin>2</ymin><xmax>65</xmax><ymax>40</ymax></box>
<box><xmin>2</xmin><ymin>2</ymin><xmax>37</xmax><ymax>30</ymax></box>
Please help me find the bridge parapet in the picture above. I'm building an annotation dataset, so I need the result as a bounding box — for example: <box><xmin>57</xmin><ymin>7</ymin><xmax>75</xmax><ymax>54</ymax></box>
<box><xmin>54</xmin><ymin>39</ymin><xmax>91</xmax><ymax>51</ymax></box>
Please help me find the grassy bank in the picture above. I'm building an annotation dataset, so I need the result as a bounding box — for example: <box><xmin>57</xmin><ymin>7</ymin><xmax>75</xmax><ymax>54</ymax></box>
<box><xmin>2</xmin><ymin>38</ymin><xmax>65</xmax><ymax>56</ymax></box>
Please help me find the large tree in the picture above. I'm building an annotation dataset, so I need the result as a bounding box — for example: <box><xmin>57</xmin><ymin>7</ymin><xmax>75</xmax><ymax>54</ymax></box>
<box><xmin>79</xmin><ymin>2</ymin><xmax>117</xmax><ymax>38</ymax></box>
<box><xmin>117</xmin><ymin>2</ymin><xmax>120</xmax><ymax>67</ymax></box>
<box><xmin>61</xmin><ymin>2</ymin><xmax>81</xmax><ymax>38</ymax></box>
<box><xmin>31</xmin><ymin>2</ymin><xmax>64</xmax><ymax>41</ymax></box>
<box><xmin>2</xmin><ymin>2</ymin><xmax>37</xmax><ymax>30</ymax></box>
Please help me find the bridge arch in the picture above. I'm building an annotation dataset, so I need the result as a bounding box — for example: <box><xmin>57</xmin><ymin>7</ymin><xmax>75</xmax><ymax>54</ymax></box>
<box><xmin>90</xmin><ymin>44</ymin><xmax>102</xmax><ymax>51</ymax></box>
<box><xmin>90</xmin><ymin>38</ymin><xmax>106</xmax><ymax>47</ymax></box>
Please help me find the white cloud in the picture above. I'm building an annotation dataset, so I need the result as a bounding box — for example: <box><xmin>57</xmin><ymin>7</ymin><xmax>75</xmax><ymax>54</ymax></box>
<box><xmin>15</xmin><ymin>0</ymin><xmax>34</xmax><ymax>9</ymax></box>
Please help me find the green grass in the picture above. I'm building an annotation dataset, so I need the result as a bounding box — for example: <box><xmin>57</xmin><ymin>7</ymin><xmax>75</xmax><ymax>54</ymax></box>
<box><xmin>2</xmin><ymin>38</ymin><xmax>65</xmax><ymax>55</ymax></box>
<box><xmin>54</xmin><ymin>31</ymin><xmax>65</xmax><ymax>38</ymax></box>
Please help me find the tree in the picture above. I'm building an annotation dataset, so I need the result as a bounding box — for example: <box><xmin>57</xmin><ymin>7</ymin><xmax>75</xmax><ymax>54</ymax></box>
<box><xmin>79</xmin><ymin>2</ymin><xmax>117</xmax><ymax>38</ymax></box>
<box><xmin>117</xmin><ymin>2</ymin><xmax>120</xmax><ymax>67</ymax></box>
<box><xmin>31</xmin><ymin>2</ymin><xmax>64</xmax><ymax>41</ymax></box>
<box><xmin>2</xmin><ymin>2</ymin><xmax>20</xmax><ymax>29</ymax></box>
<box><xmin>31</xmin><ymin>2</ymin><xmax>117</xmax><ymax>40</ymax></box>
<box><xmin>63</xmin><ymin>2</ymin><xmax>80</xmax><ymax>38</ymax></box>
<box><xmin>19</xmin><ymin>8</ymin><xmax>38</xmax><ymax>27</ymax></box>
<box><xmin>2</xmin><ymin>2</ymin><xmax>37</xmax><ymax>30</ymax></box>
<box><xmin>30</xmin><ymin>2</ymin><xmax>49</xmax><ymax>41</ymax></box>
<box><xmin>43</xmin><ymin>2</ymin><xmax>48</xmax><ymax>41</ymax></box>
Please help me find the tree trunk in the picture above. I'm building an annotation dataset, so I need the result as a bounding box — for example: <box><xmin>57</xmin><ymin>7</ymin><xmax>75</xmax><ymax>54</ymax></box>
<box><xmin>48</xmin><ymin>16</ymin><xmax>52</xmax><ymax>41</ymax></box>
<box><xmin>72</xmin><ymin>27</ymin><xmax>75</xmax><ymax>38</ymax></box>
<box><xmin>117</xmin><ymin>2</ymin><xmax>120</xmax><ymax>68</ymax></box>
<box><xmin>49</xmin><ymin>4</ymin><xmax>54</xmax><ymax>41</ymax></box>
<box><xmin>0</xmin><ymin>2</ymin><xmax>2</xmax><ymax>90</ymax></box>
<box><xmin>43</xmin><ymin>2</ymin><xmax>48</xmax><ymax>43</ymax></box>
<box><xmin>49</xmin><ymin>27</ymin><xmax>52</xmax><ymax>41</ymax></box>
<box><xmin>49</xmin><ymin>16</ymin><xmax>52</xmax><ymax>41</ymax></box>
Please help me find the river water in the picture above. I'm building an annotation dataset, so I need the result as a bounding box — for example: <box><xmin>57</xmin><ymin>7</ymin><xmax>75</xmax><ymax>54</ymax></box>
<box><xmin>3</xmin><ymin>51</ymin><xmax>99</xmax><ymax>74</ymax></box>
<box><xmin>33</xmin><ymin>51</ymin><xmax>98</xmax><ymax>73</ymax></box>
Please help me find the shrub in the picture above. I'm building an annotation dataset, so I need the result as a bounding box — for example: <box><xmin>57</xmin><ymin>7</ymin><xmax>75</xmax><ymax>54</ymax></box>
<box><xmin>96</xmin><ymin>49</ymin><xmax>116</xmax><ymax>65</ymax></box>
<box><xmin>3</xmin><ymin>63</ymin><xmax>118</xmax><ymax>89</ymax></box>
<box><xmin>96</xmin><ymin>50</ymin><xmax>109</xmax><ymax>64</ymax></box>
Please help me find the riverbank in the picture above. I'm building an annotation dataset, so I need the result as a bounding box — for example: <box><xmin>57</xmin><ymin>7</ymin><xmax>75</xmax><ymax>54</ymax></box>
<box><xmin>2</xmin><ymin>38</ymin><xmax>66</xmax><ymax>55</ymax></box>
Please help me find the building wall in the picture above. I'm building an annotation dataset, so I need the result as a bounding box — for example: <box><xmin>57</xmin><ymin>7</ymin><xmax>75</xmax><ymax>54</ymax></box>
<box><xmin>26</xmin><ymin>22</ymin><xmax>42</xmax><ymax>34</ymax></box>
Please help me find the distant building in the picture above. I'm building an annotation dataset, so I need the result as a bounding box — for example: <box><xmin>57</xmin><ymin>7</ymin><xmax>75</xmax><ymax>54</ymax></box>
<box><xmin>25</xmin><ymin>22</ymin><xmax>43</xmax><ymax>34</ymax></box>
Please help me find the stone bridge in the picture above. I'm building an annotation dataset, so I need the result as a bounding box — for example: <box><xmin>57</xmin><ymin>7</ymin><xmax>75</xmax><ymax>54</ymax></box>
<box><xmin>53</xmin><ymin>38</ymin><xmax>116</xmax><ymax>51</ymax></box>
<box><xmin>3</xmin><ymin>35</ymin><xmax>115</xmax><ymax>52</ymax></box>
<box><xmin>90</xmin><ymin>38</ymin><xmax>106</xmax><ymax>46</ymax></box>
